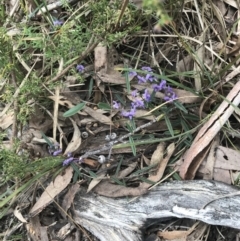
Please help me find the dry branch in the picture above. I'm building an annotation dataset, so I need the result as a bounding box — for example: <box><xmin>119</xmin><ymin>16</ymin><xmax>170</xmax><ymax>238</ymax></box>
<box><xmin>72</xmin><ymin>180</ymin><xmax>240</xmax><ymax>241</ymax></box>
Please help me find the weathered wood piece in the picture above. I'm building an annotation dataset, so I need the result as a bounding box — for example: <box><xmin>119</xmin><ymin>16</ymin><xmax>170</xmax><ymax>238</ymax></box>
<box><xmin>72</xmin><ymin>180</ymin><xmax>240</xmax><ymax>241</ymax></box>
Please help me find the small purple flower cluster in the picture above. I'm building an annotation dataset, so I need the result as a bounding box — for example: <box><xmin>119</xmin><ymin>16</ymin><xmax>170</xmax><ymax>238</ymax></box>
<box><xmin>48</xmin><ymin>143</ymin><xmax>62</xmax><ymax>156</ymax></box>
<box><xmin>53</xmin><ymin>19</ymin><xmax>64</xmax><ymax>27</ymax></box>
<box><xmin>152</xmin><ymin>80</ymin><xmax>177</xmax><ymax>102</ymax></box>
<box><xmin>113</xmin><ymin>88</ymin><xmax>152</xmax><ymax>120</ymax></box>
<box><xmin>129</xmin><ymin>66</ymin><xmax>157</xmax><ymax>84</ymax></box>
<box><xmin>48</xmin><ymin>143</ymin><xmax>79</xmax><ymax>166</ymax></box>
<box><xmin>62</xmin><ymin>153</ymin><xmax>79</xmax><ymax>166</ymax></box>
<box><xmin>76</xmin><ymin>64</ymin><xmax>85</xmax><ymax>73</ymax></box>
<box><xmin>113</xmin><ymin>66</ymin><xmax>177</xmax><ymax>120</ymax></box>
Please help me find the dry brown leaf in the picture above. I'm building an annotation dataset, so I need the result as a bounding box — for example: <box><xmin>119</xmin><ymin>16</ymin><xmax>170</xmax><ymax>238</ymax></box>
<box><xmin>93</xmin><ymin>180</ymin><xmax>148</xmax><ymax>197</ymax></box>
<box><xmin>94</xmin><ymin>43</ymin><xmax>107</xmax><ymax>72</ymax></box>
<box><xmin>96</xmin><ymin>70</ymin><xmax>128</xmax><ymax>85</ymax></box>
<box><xmin>26</xmin><ymin>216</ymin><xmax>49</xmax><ymax>241</ymax></box>
<box><xmin>203</xmin><ymin>136</ymin><xmax>219</xmax><ymax>180</ymax></box>
<box><xmin>215</xmin><ymin>146</ymin><xmax>240</xmax><ymax>170</ymax></box>
<box><xmin>29</xmin><ymin>166</ymin><xmax>73</xmax><ymax>217</ymax></box>
<box><xmin>0</xmin><ymin>111</ymin><xmax>14</xmax><ymax>129</ymax></box>
<box><xmin>158</xmin><ymin>230</ymin><xmax>188</xmax><ymax>240</ymax></box>
<box><xmin>134</xmin><ymin>109</ymin><xmax>155</xmax><ymax>120</ymax></box>
<box><xmin>150</xmin><ymin>142</ymin><xmax>165</xmax><ymax>166</ymax></box>
<box><xmin>148</xmin><ymin>143</ymin><xmax>175</xmax><ymax>183</ymax></box>
<box><xmin>14</xmin><ymin>206</ymin><xmax>28</xmax><ymax>223</ymax></box>
<box><xmin>214</xmin><ymin>168</ymin><xmax>231</xmax><ymax>184</ymax></box>
<box><xmin>61</xmin><ymin>183</ymin><xmax>80</xmax><ymax>217</ymax></box>
<box><xmin>87</xmin><ymin>165</ymin><xmax>107</xmax><ymax>193</ymax></box>
<box><xmin>141</xmin><ymin>143</ymin><xmax>175</xmax><ymax>190</ymax></box>
<box><xmin>176</xmin><ymin>55</ymin><xmax>194</xmax><ymax>81</ymax></box>
<box><xmin>158</xmin><ymin>220</ymin><xmax>201</xmax><ymax>240</ymax></box>
<box><xmin>180</xmin><ymin>81</ymin><xmax>240</xmax><ymax>179</ymax></box>
<box><xmin>84</xmin><ymin>106</ymin><xmax>114</xmax><ymax>126</ymax></box>
<box><xmin>64</xmin><ymin>118</ymin><xmax>81</xmax><ymax>155</ymax></box>
<box><xmin>117</xmin><ymin>162</ymin><xmax>138</xmax><ymax>179</ymax></box>
<box><xmin>84</xmin><ymin>158</ymin><xmax>99</xmax><ymax>168</ymax></box>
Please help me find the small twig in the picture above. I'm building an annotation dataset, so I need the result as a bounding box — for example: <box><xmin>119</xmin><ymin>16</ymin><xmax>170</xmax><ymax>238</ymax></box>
<box><xmin>79</xmin><ymin>115</ymin><xmax>163</xmax><ymax>161</ymax></box>
<box><xmin>9</xmin><ymin>53</ymin><xmax>18</xmax><ymax>145</ymax></box>
<box><xmin>202</xmin><ymin>191</ymin><xmax>240</xmax><ymax>209</ymax></box>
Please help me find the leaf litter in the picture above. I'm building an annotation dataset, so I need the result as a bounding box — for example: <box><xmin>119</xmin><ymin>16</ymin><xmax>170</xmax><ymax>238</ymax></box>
<box><xmin>1</xmin><ymin>0</ymin><xmax>240</xmax><ymax>240</ymax></box>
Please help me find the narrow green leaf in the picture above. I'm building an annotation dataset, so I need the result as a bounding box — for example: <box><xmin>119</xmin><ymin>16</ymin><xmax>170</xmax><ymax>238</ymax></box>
<box><xmin>129</xmin><ymin>136</ymin><xmax>136</xmax><ymax>156</ymax></box>
<box><xmin>111</xmin><ymin>177</ymin><xmax>126</xmax><ymax>186</ymax></box>
<box><xmin>88</xmin><ymin>170</ymin><xmax>97</xmax><ymax>178</ymax></box>
<box><xmin>88</xmin><ymin>78</ymin><xmax>94</xmax><ymax>98</ymax></box>
<box><xmin>181</xmin><ymin>119</ymin><xmax>192</xmax><ymax>141</ymax></box>
<box><xmin>115</xmin><ymin>156</ymin><xmax>123</xmax><ymax>176</ymax></box>
<box><xmin>71</xmin><ymin>163</ymin><xmax>82</xmax><ymax>182</ymax></box>
<box><xmin>164</xmin><ymin>115</ymin><xmax>174</xmax><ymax>137</ymax></box>
<box><xmin>139</xmin><ymin>177</ymin><xmax>156</xmax><ymax>184</ymax></box>
<box><xmin>174</xmin><ymin>101</ymin><xmax>188</xmax><ymax>113</ymax></box>
<box><xmin>41</xmin><ymin>131</ymin><xmax>53</xmax><ymax>146</ymax></box>
<box><xmin>63</xmin><ymin>102</ymin><xmax>85</xmax><ymax>117</ymax></box>
<box><xmin>132</xmin><ymin>164</ymin><xmax>156</xmax><ymax>176</ymax></box>
<box><xmin>98</xmin><ymin>102</ymin><xmax>111</xmax><ymax>110</ymax></box>
<box><xmin>125</xmin><ymin>67</ymin><xmax>131</xmax><ymax>94</ymax></box>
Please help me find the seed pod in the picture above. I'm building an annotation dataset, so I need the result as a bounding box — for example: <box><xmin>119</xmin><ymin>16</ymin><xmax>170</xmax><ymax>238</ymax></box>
<box><xmin>98</xmin><ymin>155</ymin><xmax>106</xmax><ymax>164</ymax></box>
<box><xmin>81</xmin><ymin>131</ymin><xmax>89</xmax><ymax>139</ymax></box>
<box><xmin>105</xmin><ymin>135</ymin><xmax>111</xmax><ymax>141</ymax></box>
<box><xmin>110</xmin><ymin>132</ymin><xmax>117</xmax><ymax>140</ymax></box>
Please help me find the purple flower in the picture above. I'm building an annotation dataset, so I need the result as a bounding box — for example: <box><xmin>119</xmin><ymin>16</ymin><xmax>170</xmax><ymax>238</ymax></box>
<box><xmin>113</xmin><ymin>101</ymin><xmax>121</xmax><ymax>109</ymax></box>
<box><xmin>53</xmin><ymin>149</ymin><xmax>62</xmax><ymax>156</ymax></box>
<box><xmin>63</xmin><ymin>157</ymin><xmax>74</xmax><ymax>166</ymax></box>
<box><xmin>145</xmin><ymin>73</ymin><xmax>156</xmax><ymax>82</ymax></box>
<box><xmin>152</xmin><ymin>84</ymin><xmax>160</xmax><ymax>92</ymax></box>
<box><xmin>164</xmin><ymin>86</ymin><xmax>177</xmax><ymax>102</ymax></box>
<box><xmin>53</xmin><ymin>20</ymin><xmax>64</xmax><ymax>26</ymax></box>
<box><xmin>131</xmin><ymin>90</ymin><xmax>138</xmax><ymax>97</ymax></box>
<box><xmin>76</xmin><ymin>64</ymin><xmax>85</xmax><ymax>73</ymax></box>
<box><xmin>142</xmin><ymin>89</ymin><xmax>151</xmax><ymax>102</ymax></box>
<box><xmin>121</xmin><ymin>107</ymin><xmax>136</xmax><ymax>120</ymax></box>
<box><xmin>137</xmin><ymin>75</ymin><xmax>146</xmax><ymax>84</ymax></box>
<box><xmin>132</xmin><ymin>99</ymin><xmax>145</xmax><ymax>108</ymax></box>
<box><xmin>141</xmin><ymin>66</ymin><xmax>152</xmax><ymax>72</ymax></box>
<box><xmin>152</xmin><ymin>80</ymin><xmax>167</xmax><ymax>92</ymax></box>
<box><xmin>159</xmin><ymin>80</ymin><xmax>167</xmax><ymax>90</ymax></box>
<box><xmin>129</xmin><ymin>71</ymin><xmax>137</xmax><ymax>77</ymax></box>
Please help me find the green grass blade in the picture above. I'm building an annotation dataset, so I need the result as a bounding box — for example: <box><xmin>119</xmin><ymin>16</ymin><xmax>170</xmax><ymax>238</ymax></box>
<box><xmin>63</xmin><ymin>102</ymin><xmax>86</xmax><ymax>117</ymax></box>
<box><xmin>129</xmin><ymin>136</ymin><xmax>136</xmax><ymax>156</ymax></box>
<box><xmin>164</xmin><ymin>115</ymin><xmax>174</xmax><ymax>137</ymax></box>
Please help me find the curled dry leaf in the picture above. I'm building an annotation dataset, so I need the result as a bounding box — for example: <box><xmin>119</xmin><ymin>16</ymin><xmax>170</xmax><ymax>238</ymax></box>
<box><xmin>29</xmin><ymin>166</ymin><xmax>73</xmax><ymax>217</ymax></box>
<box><xmin>180</xmin><ymin>81</ymin><xmax>240</xmax><ymax>179</ymax></box>
<box><xmin>150</xmin><ymin>142</ymin><xmax>165</xmax><ymax>167</ymax></box>
<box><xmin>14</xmin><ymin>206</ymin><xmax>28</xmax><ymax>223</ymax></box>
<box><xmin>64</xmin><ymin>118</ymin><xmax>81</xmax><ymax>155</ymax></box>
<box><xmin>141</xmin><ymin>143</ymin><xmax>175</xmax><ymax>190</ymax></box>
